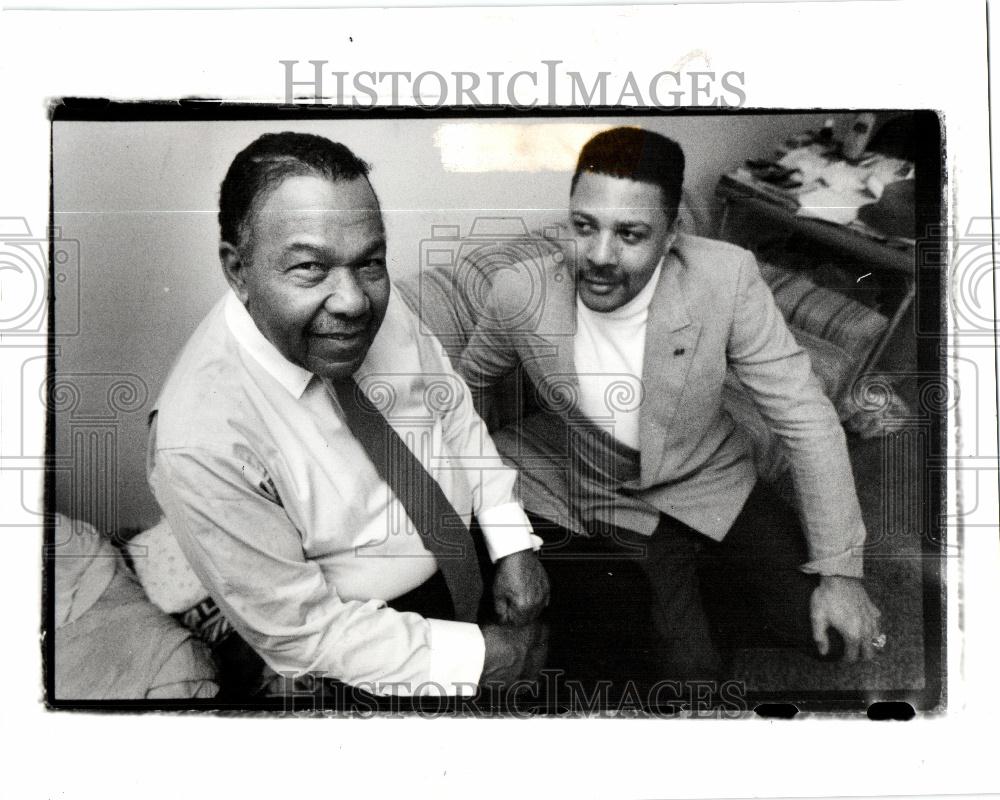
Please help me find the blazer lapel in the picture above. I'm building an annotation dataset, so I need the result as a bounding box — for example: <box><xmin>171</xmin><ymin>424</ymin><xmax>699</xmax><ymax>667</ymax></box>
<box><xmin>523</xmin><ymin>262</ymin><xmax>580</xmax><ymax>407</ymax></box>
<box><xmin>639</xmin><ymin>249</ymin><xmax>702</xmax><ymax>486</ymax></box>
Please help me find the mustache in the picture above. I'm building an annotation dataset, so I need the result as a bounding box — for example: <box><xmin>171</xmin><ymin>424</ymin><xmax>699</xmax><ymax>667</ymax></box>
<box><xmin>309</xmin><ymin>317</ymin><xmax>372</xmax><ymax>337</ymax></box>
<box><xmin>578</xmin><ymin>268</ymin><xmax>623</xmax><ymax>283</ymax></box>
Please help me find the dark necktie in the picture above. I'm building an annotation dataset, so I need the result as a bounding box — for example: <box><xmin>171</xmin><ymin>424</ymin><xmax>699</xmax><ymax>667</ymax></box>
<box><xmin>328</xmin><ymin>377</ymin><xmax>483</xmax><ymax>622</ymax></box>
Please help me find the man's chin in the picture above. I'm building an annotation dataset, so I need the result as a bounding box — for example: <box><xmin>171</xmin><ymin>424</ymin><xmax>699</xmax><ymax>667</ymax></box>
<box><xmin>577</xmin><ymin>284</ymin><xmax>626</xmax><ymax>312</ymax></box>
<box><xmin>308</xmin><ymin>349</ymin><xmax>370</xmax><ymax>382</ymax></box>
<box><xmin>306</xmin><ymin>333</ymin><xmax>374</xmax><ymax>378</ymax></box>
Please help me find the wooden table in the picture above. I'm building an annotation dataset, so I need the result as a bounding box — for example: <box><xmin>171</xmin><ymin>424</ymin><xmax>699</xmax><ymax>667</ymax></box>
<box><xmin>715</xmin><ymin>171</ymin><xmax>917</xmax><ymax>385</ymax></box>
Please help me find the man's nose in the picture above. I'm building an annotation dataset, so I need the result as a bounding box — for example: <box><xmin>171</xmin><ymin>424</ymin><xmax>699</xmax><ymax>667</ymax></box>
<box><xmin>586</xmin><ymin>231</ymin><xmax>617</xmax><ymax>268</ymax></box>
<box><xmin>323</xmin><ymin>267</ymin><xmax>369</xmax><ymax>318</ymax></box>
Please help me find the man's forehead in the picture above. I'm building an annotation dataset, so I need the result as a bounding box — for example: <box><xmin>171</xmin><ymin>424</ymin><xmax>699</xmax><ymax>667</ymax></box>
<box><xmin>256</xmin><ymin>175</ymin><xmax>379</xmax><ymax>216</ymax></box>
<box><xmin>250</xmin><ymin>174</ymin><xmax>385</xmax><ymax>239</ymax></box>
<box><xmin>571</xmin><ymin>203</ymin><xmax>662</xmax><ymax>215</ymax></box>
<box><xmin>570</xmin><ymin>171</ymin><xmax>666</xmax><ymax>216</ymax></box>
<box><xmin>261</xmin><ymin>204</ymin><xmax>383</xmax><ymax>226</ymax></box>
<box><xmin>570</xmin><ymin>200</ymin><xmax>664</xmax><ymax>224</ymax></box>
<box><xmin>252</xmin><ymin>207</ymin><xmax>385</xmax><ymax>253</ymax></box>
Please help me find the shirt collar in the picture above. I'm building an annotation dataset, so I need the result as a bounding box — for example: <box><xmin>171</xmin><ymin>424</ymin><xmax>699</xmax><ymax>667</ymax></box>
<box><xmin>224</xmin><ymin>290</ymin><xmax>315</xmax><ymax>399</ymax></box>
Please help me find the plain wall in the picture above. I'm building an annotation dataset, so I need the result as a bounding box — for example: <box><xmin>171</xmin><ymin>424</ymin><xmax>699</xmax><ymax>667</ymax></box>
<box><xmin>52</xmin><ymin>112</ymin><xmax>844</xmax><ymax>532</ymax></box>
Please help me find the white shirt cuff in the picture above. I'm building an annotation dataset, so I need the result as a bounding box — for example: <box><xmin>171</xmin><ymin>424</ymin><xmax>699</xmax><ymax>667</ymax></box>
<box><xmin>800</xmin><ymin>548</ymin><xmax>865</xmax><ymax>579</ymax></box>
<box><xmin>425</xmin><ymin>618</ymin><xmax>485</xmax><ymax>697</ymax></box>
<box><xmin>477</xmin><ymin>501</ymin><xmax>542</xmax><ymax>563</ymax></box>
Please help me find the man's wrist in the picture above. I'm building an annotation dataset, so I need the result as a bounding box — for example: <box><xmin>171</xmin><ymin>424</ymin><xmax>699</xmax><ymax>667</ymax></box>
<box><xmin>497</xmin><ymin>548</ymin><xmax>535</xmax><ymax>565</ymax></box>
<box><xmin>818</xmin><ymin>574</ymin><xmax>863</xmax><ymax>587</ymax></box>
<box><xmin>801</xmin><ymin>553</ymin><xmax>865</xmax><ymax>580</ymax></box>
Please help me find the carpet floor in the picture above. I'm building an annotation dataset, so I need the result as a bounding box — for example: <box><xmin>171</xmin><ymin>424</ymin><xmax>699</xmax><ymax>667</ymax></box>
<box><xmin>733</xmin><ymin>309</ymin><xmax>941</xmax><ymax>705</ymax></box>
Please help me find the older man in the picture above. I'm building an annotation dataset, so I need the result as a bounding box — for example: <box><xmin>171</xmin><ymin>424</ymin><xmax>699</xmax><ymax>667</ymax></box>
<box><xmin>148</xmin><ymin>132</ymin><xmax>548</xmax><ymax>701</ymax></box>
<box><xmin>457</xmin><ymin>127</ymin><xmax>883</xmax><ymax>686</ymax></box>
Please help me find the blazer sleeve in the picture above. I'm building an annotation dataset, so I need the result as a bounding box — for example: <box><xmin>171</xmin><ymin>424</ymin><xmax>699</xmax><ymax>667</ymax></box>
<box><xmin>726</xmin><ymin>250</ymin><xmax>867</xmax><ymax>578</ymax></box>
<box><xmin>455</xmin><ymin>302</ymin><xmax>521</xmax><ymax>394</ymax></box>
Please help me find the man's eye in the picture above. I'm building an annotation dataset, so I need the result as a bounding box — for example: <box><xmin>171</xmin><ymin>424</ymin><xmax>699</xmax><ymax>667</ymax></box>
<box><xmin>620</xmin><ymin>230</ymin><xmax>645</xmax><ymax>244</ymax></box>
<box><xmin>360</xmin><ymin>259</ymin><xmax>387</xmax><ymax>274</ymax></box>
<box><xmin>292</xmin><ymin>262</ymin><xmax>325</xmax><ymax>273</ymax></box>
<box><xmin>572</xmin><ymin>219</ymin><xmax>593</xmax><ymax>234</ymax></box>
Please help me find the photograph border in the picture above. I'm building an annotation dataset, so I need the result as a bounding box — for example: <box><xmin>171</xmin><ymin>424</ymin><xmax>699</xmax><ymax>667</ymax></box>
<box><xmin>44</xmin><ymin>101</ymin><xmax>948</xmax><ymax>717</ymax></box>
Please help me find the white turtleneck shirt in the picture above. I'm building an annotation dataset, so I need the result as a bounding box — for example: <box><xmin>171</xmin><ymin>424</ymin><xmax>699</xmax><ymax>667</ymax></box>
<box><xmin>572</xmin><ymin>259</ymin><xmax>663</xmax><ymax>449</ymax></box>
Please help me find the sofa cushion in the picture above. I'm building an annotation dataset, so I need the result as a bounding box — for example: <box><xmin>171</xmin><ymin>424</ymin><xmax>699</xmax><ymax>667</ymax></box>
<box><xmin>759</xmin><ymin>260</ymin><xmax>889</xmax><ymax>362</ymax></box>
<box><xmin>126</xmin><ymin>517</ymin><xmax>209</xmax><ymax>614</ymax></box>
<box><xmin>54</xmin><ymin>513</ymin><xmax>118</xmax><ymax>628</ymax></box>
<box><xmin>53</xmin><ymin>514</ymin><xmax>218</xmax><ymax>700</ymax></box>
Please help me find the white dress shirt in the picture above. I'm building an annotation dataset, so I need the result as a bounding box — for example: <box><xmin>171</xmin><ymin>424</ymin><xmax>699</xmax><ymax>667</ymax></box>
<box><xmin>573</xmin><ymin>260</ymin><xmax>663</xmax><ymax>449</ymax></box>
<box><xmin>148</xmin><ymin>289</ymin><xmax>538</xmax><ymax>696</ymax></box>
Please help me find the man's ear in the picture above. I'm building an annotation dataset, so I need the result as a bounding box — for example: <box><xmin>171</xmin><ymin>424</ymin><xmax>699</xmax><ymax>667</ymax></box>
<box><xmin>219</xmin><ymin>241</ymin><xmax>250</xmax><ymax>304</ymax></box>
<box><xmin>663</xmin><ymin>220</ymin><xmax>680</xmax><ymax>255</ymax></box>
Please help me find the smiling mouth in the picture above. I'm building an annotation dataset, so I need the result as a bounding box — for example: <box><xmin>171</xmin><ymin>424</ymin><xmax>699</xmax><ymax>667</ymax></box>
<box><xmin>311</xmin><ymin>330</ymin><xmax>366</xmax><ymax>340</ymax></box>
<box><xmin>580</xmin><ymin>275</ymin><xmax>620</xmax><ymax>293</ymax></box>
<box><xmin>309</xmin><ymin>330</ymin><xmax>370</xmax><ymax>355</ymax></box>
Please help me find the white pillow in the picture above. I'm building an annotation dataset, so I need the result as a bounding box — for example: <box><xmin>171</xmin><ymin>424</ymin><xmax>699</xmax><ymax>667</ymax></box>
<box><xmin>126</xmin><ymin>518</ymin><xmax>209</xmax><ymax>614</ymax></box>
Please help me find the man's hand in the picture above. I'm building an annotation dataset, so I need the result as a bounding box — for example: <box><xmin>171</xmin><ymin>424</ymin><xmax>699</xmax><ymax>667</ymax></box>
<box><xmin>492</xmin><ymin>549</ymin><xmax>550</xmax><ymax>625</ymax></box>
<box><xmin>480</xmin><ymin>621</ymin><xmax>549</xmax><ymax>687</ymax></box>
<box><xmin>810</xmin><ymin>575</ymin><xmax>883</xmax><ymax>662</ymax></box>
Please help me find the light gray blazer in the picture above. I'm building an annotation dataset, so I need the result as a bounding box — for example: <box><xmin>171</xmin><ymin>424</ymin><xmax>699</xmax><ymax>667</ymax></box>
<box><xmin>457</xmin><ymin>232</ymin><xmax>866</xmax><ymax>577</ymax></box>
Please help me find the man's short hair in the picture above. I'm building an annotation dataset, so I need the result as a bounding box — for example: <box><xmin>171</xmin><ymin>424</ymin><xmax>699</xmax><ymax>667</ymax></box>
<box><xmin>571</xmin><ymin>127</ymin><xmax>685</xmax><ymax>225</ymax></box>
<box><xmin>219</xmin><ymin>131</ymin><xmax>372</xmax><ymax>250</ymax></box>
